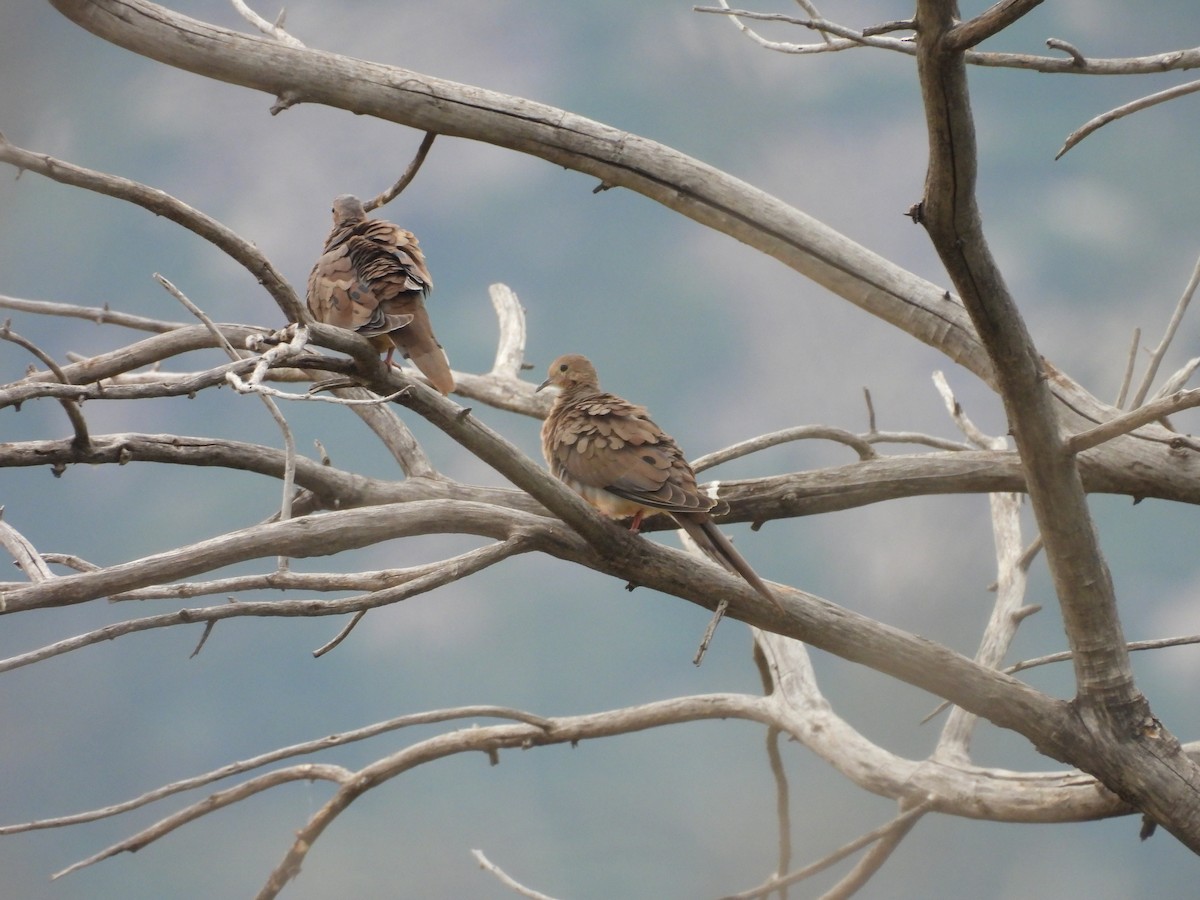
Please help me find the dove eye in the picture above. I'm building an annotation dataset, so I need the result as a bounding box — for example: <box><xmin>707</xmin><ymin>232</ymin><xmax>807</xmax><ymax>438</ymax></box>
<box><xmin>559</xmin><ymin>364</ymin><xmax>568</xmax><ymax>372</ymax></box>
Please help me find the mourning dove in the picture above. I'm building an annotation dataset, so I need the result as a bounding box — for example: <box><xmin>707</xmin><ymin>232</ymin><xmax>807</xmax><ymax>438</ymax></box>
<box><xmin>306</xmin><ymin>195</ymin><xmax>454</xmax><ymax>394</ymax></box>
<box><xmin>538</xmin><ymin>354</ymin><xmax>782</xmax><ymax>611</ymax></box>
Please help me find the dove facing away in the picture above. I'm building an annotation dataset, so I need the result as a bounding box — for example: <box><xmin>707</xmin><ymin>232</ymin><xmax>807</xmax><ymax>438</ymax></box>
<box><xmin>538</xmin><ymin>354</ymin><xmax>782</xmax><ymax>611</ymax></box>
<box><xmin>306</xmin><ymin>195</ymin><xmax>454</xmax><ymax>394</ymax></box>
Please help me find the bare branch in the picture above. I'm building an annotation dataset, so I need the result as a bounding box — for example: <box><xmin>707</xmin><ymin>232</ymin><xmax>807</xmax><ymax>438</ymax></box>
<box><xmin>156</xmin><ymin>274</ymin><xmax>301</xmax><ymax>556</ymax></box>
<box><xmin>863</xmin><ymin>386</ymin><xmax>877</xmax><ymax>431</ymax></box>
<box><xmin>251</xmin><ymin>696</ymin><xmax>783</xmax><ymax>898</ymax></box>
<box><xmin>916</xmin><ymin>0</ymin><xmax>1200</xmax><ymax>845</ymax></box>
<box><xmin>1058</xmin><ymin>79</ymin><xmax>1200</xmax><ymax>160</ymax></box>
<box><xmin>1130</xmin><ymin>246</ymin><xmax>1200</xmax><ymax>407</ymax></box>
<box><xmin>1</xmin><ymin>704</ymin><xmax>551</xmax><ymax>836</ymax></box>
<box><xmin>317</xmin><ymin>380</ymin><xmax>439</xmax><ymax>478</ymax></box>
<box><xmin>1066</xmin><ymin>387</ymin><xmax>1200</xmax><ymax>454</ymax></box>
<box><xmin>0</xmin><ymin>320</ymin><xmax>90</xmax><ymax>448</ymax></box>
<box><xmin>364</xmin><ymin>131</ymin><xmax>437</xmax><ymax>211</ymax></box>
<box><xmin>918</xmin><ymin>0</ymin><xmax>1130</xmax><ymax>699</ymax></box>
<box><xmin>0</xmin><ymin>513</ymin><xmax>54</xmax><ymax>587</ymax></box>
<box><xmin>695</xmin><ymin>6</ymin><xmax>907</xmax><ymax>55</ymax></box>
<box><xmin>948</xmin><ymin>0</ymin><xmax>1048</xmax><ymax>52</ymax></box>
<box><xmin>693</xmin><ymin>426</ymin><xmax>879</xmax><ymax>472</ymax></box>
<box><xmin>0</xmin><ymin>538</ymin><xmax>530</xmax><ymax>672</ymax></box>
<box><xmin>723</xmin><ymin>800</ymin><xmax>933</xmax><ymax>899</ymax></box>
<box><xmin>692</xmin><ymin>598</ymin><xmax>730</xmax><ymax>665</ymax></box>
<box><xmin>53</xmin><ymin>764</ymin><xmax>353</xmax><ymax>879</ymax></box>
<box><xmin>0</xmin><ymin>503</ymin><xmax>539</xmax><ymax>612</ymax></box>
<box><xmin>311</xmin><ymin>609</ymin><xmax>366</xmax><ymax>658</ymax></box>
<box><xmin>751</xmin><ymin>640</ymin><xmax>792</xmax><ymax>887</ymax></box>
<box><xmin>1009</xmin><ymin>634</ymin><xmax>1200</xmax><ymax>676</ymax></box>
<box><xmin>230</xmin><ymin>370</ymin><xmax>410</xmax><ymax>406</ymax></box>
<box><xmin>932</xmin><ymin>370</ymin><xmax>1001</xmax><ymax>450</ymax></box>
<box><xmin>929</xmin><ymin>376</ymin><xmax>1033</xmax><ymax>760</ymax></box>
<box><xmin>1045</xmin><ymin>37</ymin><xmax>1086</xmax><ymax>67</ymax></box>
<box><xmin>229</xmin><ymin>0</ymin><xmax>304</xmax><ymax>47</ymax></box>
<box><xmin>472</xmin><ymin>850</ymin><xmax>561</xmax><ymax>900</ymax></box>
<box><xmin>0</xmin><ymin>294</ymin><xmax>185</xmax><ymax>333</ymax></box>
<box><xmin>817</xmin><ymin>800</ymin><xmax>932</xmax><ymax>900</ymax></box>
<box><xmin>1115</xmin><ymin>327</ymin><xmax>1141</xmax><ymax>409</ymax></box>
<box><xmin>1150</xmin><ymin>357</ymin><xmax>1200</xmax><ymax>402</ymax></box>
<box><xmin>936</xmin><ymin>488</ymin><xmax>1030</xmax><ymax>760</ymax></box>
<box><xmin>697</xmin><ymin>5</ymin><xmax>1200</xmax><ymax>76</ymax></box>
<box><xmin>488</xmin><ymin>283</ymin><xmax>530</xmax><ymax>379</ymax></box>
<box><xmin>108</xmin><ymin>559</ymin><xmax>512</xmax><ymax>603</ymax></box>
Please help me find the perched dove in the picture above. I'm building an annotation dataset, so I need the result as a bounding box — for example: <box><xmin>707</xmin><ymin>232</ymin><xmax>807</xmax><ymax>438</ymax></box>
<box><xmin>538</xmin><ymin>354</ymin><xmax>782</xmax><ymax>610</ymax></box>
<box><xmin>306</xmin><ymin>195</ymin><xmax>454</xmax><ymax>394</ymax></box>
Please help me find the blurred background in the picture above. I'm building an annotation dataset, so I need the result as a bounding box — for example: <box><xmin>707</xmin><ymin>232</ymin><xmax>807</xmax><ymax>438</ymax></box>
<box><xmin>2</xmin><ymin>1</ymin><xmax>1200</xmax><ymax>897</ymax></box>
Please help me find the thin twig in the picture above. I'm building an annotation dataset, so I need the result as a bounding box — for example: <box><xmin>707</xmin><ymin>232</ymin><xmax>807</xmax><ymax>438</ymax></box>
<box><xmin>932</xmin><ymin>370</ymin><xmax>998</xmax><ymax>450</ymax></box>
<box><xmin>229</xmin><ymin>0</ymin><xmax>305</xmax><ymax>47</ymax></box>
<box><xmin>1130</xmin><ymin>246</ymin><xmax>1200</xmax><ymax>407</ymax></box>
<box><xmin>0</xmin><ymin>704</ymin><xmax>553</xmax><ymax>837</ymax></box>
<box><xmin>0</xmin><ymin>321</ymin><xmax>90</xmax><ymax>449</ymax></box>
<box><xmin>0</xmin><ymin>536</ymin><xmax>531</xmax><ymax>664</ymax></box>
<box><xmin>924</xmin><ymin>631</ymin><xmax>1200</xmax><ymax>724</ymax></box>
<box><xmin>752</xmin><ymin>641</ymin><xmax>791</xmax><ymax>895</ymax></box>
<box><xmin>156</xmin><ymin>274</ymin><xmax>299</xmax><ymax>569</ymax></box>
<box><xmin>1058</xmin><ymin>78</ymin><xmax>1200</xmax><ymax>159</ymax></box>
<box><xmin>696</xmin><ymin>5</ymin><xmax>896</xmax><ymax>55</ymax></box>
<box><xmin>1115</xmin><ymin>327</ymin><xmax>1141</xmax><ymax>409</ymax></box>
<box><xmin>930</xmin><ymin>374</ymin><xmax>1031</xmax><ymax>760</ymax></box>
<box><xmin>1149</xmin><ymin>357</ymin><xmax>1200</xmax><ymax>402</ymax></box>
<box><xmin>0</xmin><ymin>294</ymin><xmax>185</xmax><ymax>332</ymax></box>
<box><xmin>189</xmin><ymin>619</ymin><xmax>218</xmax><ymax>658</ymax></box>
<box><xmin>692</xmin><ymin>599</ymin><xmax>730</xmax><ymax>665</ymax></box>
<box><xmin>820</xmin><ymin>799</ymin><xmax>929</xmax><ymax>900</ymax></box>
<box><xmin>693</xmin><ymin>426</ymin><xmax>878</xmax><ymax>472</ymax></box>
<box><xmin>53</xmin><ymin>765</ymin><xmax>353</xmax><ymax>880</ymax></box>
<box><xmin>1066</xmin><ymin>386</ymin><xmax>1200</xmax><ymax>454</ymax></box>
<box><xmin>721</xmin><ymin>801</ymin><xmax>934</xmax><ymax>900</ymax></box>
<box><xmin>41</xmin><ymin>553</ymin><xmax>101</xmax><ymax>573</ymax></box>
<box><xmin>255</xmin><ymin>695</ymin><xmax>775</xmax><ymax>899</ymax></box>
<box><xmin>1045</xmin><ymin>37</ymin><xmax>1086</xmax><ymax>66</ymax></box>
<box><xmin>1008</xmin><ymin>634</ymin><xmax>1200</xmax><ymax>676</ymax></box>
<box><xmin>696</xmin><ymin>6</ymin><xmax>1200</xmax><ymax>73</ymax></box>
<box><xmin>312</xmin><ymin>609</ymin><xmax>367</xmax><ymax>657</ymax></box>
<box><xmin>0</xmin><ymin>514</ymin><xmax>54</xmax><ymax>587</ymax></box>
<box><xmin>472</xmin><ymin>850</ymin><xmax>561</xmax><ymax>900</ymax></box>
<box><xmin>365</xmin><ymin>131</ymin><xmax>438</xmax><ymax>211</ymax></box>
<box><xmin>229</xmin><ymin>372</ymin><xmax>410</xmax><ymax>405</ymax></box>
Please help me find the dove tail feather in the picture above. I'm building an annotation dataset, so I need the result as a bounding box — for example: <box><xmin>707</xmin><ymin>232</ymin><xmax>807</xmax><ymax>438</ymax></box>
<box><xmin>675</xmin><ymin>514</ymin><xmax>783</xmax><ymax>610</ymax></box>
<box><xmin>389</xmin><ymin>332</ymin><xmax>455</xmax><ymax>394</ymax></box>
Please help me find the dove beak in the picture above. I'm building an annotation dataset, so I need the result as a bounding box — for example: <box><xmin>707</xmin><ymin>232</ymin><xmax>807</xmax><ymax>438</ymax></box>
<box><xmin>536</xmin><ymin>378</ymin><xmax>552</xmax><ymax>393</ymax></box>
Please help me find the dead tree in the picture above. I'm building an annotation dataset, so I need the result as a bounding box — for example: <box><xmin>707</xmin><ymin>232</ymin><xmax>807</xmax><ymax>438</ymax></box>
<box><xmin>3</xmin><ymin>1</ymin><xmax>1200</xmax><ymax>896</ymax></box>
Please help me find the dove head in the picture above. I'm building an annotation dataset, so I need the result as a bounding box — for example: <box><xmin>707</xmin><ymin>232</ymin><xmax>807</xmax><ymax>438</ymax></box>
<box><xmin>538</xmin><ymin>354</ymin><xmax>600</xmax><ymax>393</ymax></box>
<box><xmin>330</xmin><ymin>194</ymin><xmax>367</xmax><ymax>225</ymax></box>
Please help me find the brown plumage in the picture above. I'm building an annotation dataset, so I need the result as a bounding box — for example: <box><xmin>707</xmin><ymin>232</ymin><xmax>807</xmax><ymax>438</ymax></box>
<box><xmin>538</xmin><ymin>354</ymin><xmax>782</xmax><ymax>610</ymax></box>
<box><xmin>306</xmin><ymin>195</ymin><xmax>454</xmax><ymax>394</ymax></box>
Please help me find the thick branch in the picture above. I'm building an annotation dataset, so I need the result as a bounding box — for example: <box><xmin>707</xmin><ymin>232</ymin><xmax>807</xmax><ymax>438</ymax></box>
<box><xmin>949</xmin><ymin>0</ymin><xmax>1046</xmax><ymax>51</ymax></box>
<box><xmin>917</xmin><ymin>0</ymin><xmax>1130</xmax><ymax>705</ymax></box>
<box><xmin>915</xmin><ymin>0</ymin><xmax>1200</xmax><ymax>851</ymax></box>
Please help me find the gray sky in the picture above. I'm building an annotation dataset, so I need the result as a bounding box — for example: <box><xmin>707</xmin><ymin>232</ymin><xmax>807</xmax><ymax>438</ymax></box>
<box><xmin>2</xmin><ymin>2</ymin><xmax>1200</xmax><ymax>898</ymax></box>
